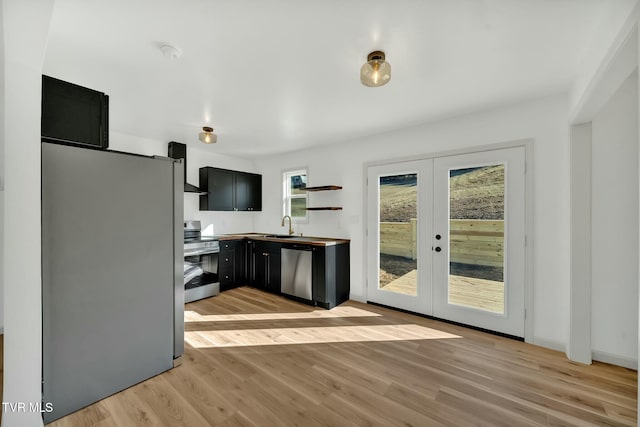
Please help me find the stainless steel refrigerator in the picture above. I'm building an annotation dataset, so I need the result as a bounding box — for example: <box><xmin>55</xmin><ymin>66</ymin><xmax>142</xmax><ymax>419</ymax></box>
<box><xmin>41</xmin><ymin>142</ymin><xmax>184</xmax><ymax>423</ymax></box>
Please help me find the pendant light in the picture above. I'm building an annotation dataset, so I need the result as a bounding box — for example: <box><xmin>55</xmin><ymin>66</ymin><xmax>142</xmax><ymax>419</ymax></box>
<box><xmin>199</xmin><ymin>126</ymin><xmax>217</xmax><ymax>144</ymax></box>
<box><xmin>360</xmin><ymin>51</ymin><xmax>391</xmax><ymax>87</ymax></box>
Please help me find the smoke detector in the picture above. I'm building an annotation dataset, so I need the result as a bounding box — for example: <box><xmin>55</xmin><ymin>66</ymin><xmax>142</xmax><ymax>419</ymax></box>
<box><xmin>159</xmin><ymin>44</ymin><xmax>182</xmax><ymax>60</ymax></box>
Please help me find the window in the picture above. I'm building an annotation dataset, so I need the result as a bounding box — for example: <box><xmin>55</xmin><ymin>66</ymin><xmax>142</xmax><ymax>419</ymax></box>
<box><xmin>283</xmin><ymin>169</ymin><xmax>307</xmax><ymax>222</ymax></box>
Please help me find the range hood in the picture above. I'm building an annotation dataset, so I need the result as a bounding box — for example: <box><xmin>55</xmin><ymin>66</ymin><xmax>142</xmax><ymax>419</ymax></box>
<box><xmin>168</xmin><ymin>141</ymin><xmax>202</xmax><ymax>193</ymax></box>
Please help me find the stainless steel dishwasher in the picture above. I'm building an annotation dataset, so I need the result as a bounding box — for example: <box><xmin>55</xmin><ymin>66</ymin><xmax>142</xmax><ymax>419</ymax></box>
<box><xmin>281</xmin><ymin>245</ymin><xmax>313</xmax><ymax>300</ymax></box>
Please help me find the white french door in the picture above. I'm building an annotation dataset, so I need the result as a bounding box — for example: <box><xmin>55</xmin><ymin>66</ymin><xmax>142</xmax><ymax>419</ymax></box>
<box><xmin>367</xmin><ymin>147</ymin><xmax>526</xmax><ymax>337</ymax></box>
<box><xmin>432</xmin><ymin>147</ymin><xmax>525</xmax><ymax>336</ymax></box>
<box><xmin>367</xmin><ymin>160</ymin><xmax>432</xmax><ymax>315</ymax></box>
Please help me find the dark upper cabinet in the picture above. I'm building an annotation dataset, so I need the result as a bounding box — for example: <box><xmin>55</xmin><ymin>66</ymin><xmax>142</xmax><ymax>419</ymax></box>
<box><xmin>249</xmin><ymin>174</ymin><xmax>262</xmax><ymax>210</ymax></box>
<box><xmin>235</xmin><ymin>172</ymin><xmax>262</xmax><ymax>211</ymax></box>
<box><xmin>199</xmin><ymin>168</ymin><xmax>234</xmax><ymax>211</ymax></box>
<box><xmin>199</xmin><ymin>167</ymin><xmax>261</xmax><ymax>211</ymax></box>
<box><xmin>41</xmin><ymin>75</ymin><xmax>109</xmax><ymax>150</ymax></box>
<box><xmin>235</xmin><ymin>173</ymin><xmax>249</xmax><ymax>210</ymax></box>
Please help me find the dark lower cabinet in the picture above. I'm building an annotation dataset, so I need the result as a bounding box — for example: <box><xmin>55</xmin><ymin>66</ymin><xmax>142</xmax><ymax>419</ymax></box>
<box><xmin>226</xmin><ymin>239</ymin><xmax>349</xmax><ymax>309</ymax></box>
<box><xmin>219</xmin><ymin>239</ymin><xmax>244</xmax><ymax>291</ymax></box>
<box><xmin>312</xmin><ymin>244</ymin><xmax>350</xmax><ymax>309</ymax></box>
<box><xmin>252</xmin><ymin>241</ymin><xmax>281</xmax><ymax>293</ymax></box>
<box><xmin>246</xmin><ymin>240</ymin><xmax>256</xmax><ymax>284</ymax></box>
<box><xmin>218</xmin><ymin>239</ymin><xmax>350</xmax><ymax>309</ymax></box>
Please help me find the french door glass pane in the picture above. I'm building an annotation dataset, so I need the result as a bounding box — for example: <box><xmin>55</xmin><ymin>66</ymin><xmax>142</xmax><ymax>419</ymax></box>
<box><xmin>379</xmin><ymin>174</ymin><xmax>418</xmax><ymax>295</ymax></box>
<box><xmin>448</xmin><ymin>165</ymin><xmax>505</xmax><ymax>314</ymax></box>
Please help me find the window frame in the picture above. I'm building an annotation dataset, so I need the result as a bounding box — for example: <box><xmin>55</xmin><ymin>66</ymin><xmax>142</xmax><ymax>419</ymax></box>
<box><xmin>282</xmin><ymin>168</ymin><xmax>308</xmax><ymax>223</ymax></box>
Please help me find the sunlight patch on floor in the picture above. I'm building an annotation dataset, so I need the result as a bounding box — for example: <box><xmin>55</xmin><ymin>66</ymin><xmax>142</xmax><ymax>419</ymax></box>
<box><xmin>185</xmin><ymin>324</ymin><xmax>461</xmax><ymax>348</ymax></box>
<box><xmin>184</xmin><ymin>306</ymin><xmax>381</xmax><ymax>323</ymax></box>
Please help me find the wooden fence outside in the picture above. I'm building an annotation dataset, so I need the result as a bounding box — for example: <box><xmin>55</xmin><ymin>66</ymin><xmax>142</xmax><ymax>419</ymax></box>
<box><xmin>379</xmin><ymin>219</ymin><xmax>504</xmax><ymax>267</ymax></box>
<box><xmin>379</xmin><ymin>219</ymin><xmax>418</xmax><ymax>259</ymax></box>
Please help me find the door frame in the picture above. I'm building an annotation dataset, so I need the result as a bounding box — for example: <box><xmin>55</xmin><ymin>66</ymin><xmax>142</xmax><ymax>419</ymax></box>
<box><xmin>362</xmin><ymin>139</ymin><xmax>534</xmax><ymax>343</ymax></box>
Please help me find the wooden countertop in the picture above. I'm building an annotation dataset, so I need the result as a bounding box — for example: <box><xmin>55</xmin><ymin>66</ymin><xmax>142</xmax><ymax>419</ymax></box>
<box><xmin>218</xmin><ymin>233</ymin><xmax>350</xmax><ymax>247</ymax></box>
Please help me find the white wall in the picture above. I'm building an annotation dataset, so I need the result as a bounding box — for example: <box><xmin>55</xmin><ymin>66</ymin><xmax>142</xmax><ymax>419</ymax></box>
<box><xmin>591</xmin><ymin>70</ymin><xmax>639</xmax><ymax>368</ymax></box>
<box><xmin>0</xmin><ymin>0</ymin><xmax>5</xmax><ymax>335</ymax></box>
<box><xmin>2</xmin><ymin>1</ymin><xmax>54</xmax><ymax>426</ymax></box>
<box><xmin>254</xmin><ymin>94</ymin><xmax>571</xmax><ymax>350</ymax></box>
<box><xmin>568</xmin><ymin>123</ymin><xmax>593</xmax><ymax>364</ymax></box>
<box><xmin>570</xmin><ymin>1</ymin><xmax>638</xmax><ymax>120</ymax></box>
<box><xmin>109</xmin><ymin>131</ymin><xmax>258</xmax><ymax>234</ymax></box>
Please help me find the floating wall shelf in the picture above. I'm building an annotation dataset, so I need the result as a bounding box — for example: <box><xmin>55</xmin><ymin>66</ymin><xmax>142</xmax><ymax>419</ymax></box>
<box><xmin>305</xmin><ymin>207</ymin><xmax>343</xmax><ymax>211</ymax></box>
<box><xmin>305</xmin><ymin>185</ymin><xmax>342</xmax><ymax>211</ymax></box>
<box><xmin>304</xmin><ymin>185</ymin><xmax>342</xmax><ymax>192</ymax></box>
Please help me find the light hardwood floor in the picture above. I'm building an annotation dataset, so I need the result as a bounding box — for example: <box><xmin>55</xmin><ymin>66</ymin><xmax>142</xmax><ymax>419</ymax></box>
<box><xmin>45</xmin><ymin>287</ymin><xmax>636</xmax><ymax>426</ymax></box>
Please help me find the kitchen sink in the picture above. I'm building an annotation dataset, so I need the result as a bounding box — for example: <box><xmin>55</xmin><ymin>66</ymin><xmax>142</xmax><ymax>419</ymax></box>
<box><xmin>264</xmin><ymin>234</ymin><xmax>296</xmax><ymax>238</ymax></box>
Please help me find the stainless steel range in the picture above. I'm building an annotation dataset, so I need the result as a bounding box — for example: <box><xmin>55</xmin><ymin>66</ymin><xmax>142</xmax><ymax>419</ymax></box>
<box><xmin>183</xmin><ymin>220</ymin><xmax>220</xmax><ymax>303</ymax></box>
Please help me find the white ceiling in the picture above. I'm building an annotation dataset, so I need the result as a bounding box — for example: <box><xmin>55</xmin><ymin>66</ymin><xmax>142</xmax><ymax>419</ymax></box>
<box><xmin>44</xmin><ymin>0</ymin><xmax>635</xmax><ymax>157</ymax></box>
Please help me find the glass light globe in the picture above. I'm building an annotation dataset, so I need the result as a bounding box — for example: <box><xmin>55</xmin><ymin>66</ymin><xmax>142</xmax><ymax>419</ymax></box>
<box><xmin>199</xmin><ymin>127</ymin><xmax>217</xmax><ymax>144</ymax></box>
<box><xmin>360</xmin><ymin>51</ymin><xmax>391</xmax><ymax>87</ymax></box>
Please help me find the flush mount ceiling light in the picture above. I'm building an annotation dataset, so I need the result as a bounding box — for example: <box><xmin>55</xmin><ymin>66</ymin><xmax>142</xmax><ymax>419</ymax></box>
<box><xmin>360</xmin><ymin>51</ymin><xmax>391</xmax><ymax>87</ymax></box>
<box><xmin>199</xmin><ymin>126</ymin><xmax>217</xmax><ymax>144</ymax></box>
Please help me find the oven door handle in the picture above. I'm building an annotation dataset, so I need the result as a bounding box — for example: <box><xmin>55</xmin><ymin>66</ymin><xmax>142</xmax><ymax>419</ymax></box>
<box><xmin>184</xmin><ymin>249</ymin><xmax>220</xmax><ymax>257</ymax></box>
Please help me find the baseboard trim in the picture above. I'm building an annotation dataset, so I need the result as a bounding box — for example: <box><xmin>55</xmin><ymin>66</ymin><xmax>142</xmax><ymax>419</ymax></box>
<box><xmin>529</xmin><ymin>339</ymin><xmax>637</xmax><ymax>370</ymax></box>
<box><xmin>592</xmin><ymin>350</ymin><xmax>638</xmax><ymax>370</ymax></box>
<box><xmin>367</xmin><ymin>301</ymin><xmax>524</xmax><ymax>342</ymax></box>
<box><xmin>532</xmin><ymin>336</ymin><xmax>567</xmax><ymax>354</ymax></box>
<box><xmin>348</xmin><ymin>293</ymin><xmax>366</xmax><ymax>303</ymax></box>
<box><xmin>173</xmin><ymin>356</ymin><xmax>183</xmax><ymax>368</ymax></box>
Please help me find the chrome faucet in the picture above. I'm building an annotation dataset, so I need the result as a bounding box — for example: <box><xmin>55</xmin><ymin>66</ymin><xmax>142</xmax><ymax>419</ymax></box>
<box><xmin>281</xmin><ymin>215</ymin><xmax>294</xmax><ymax>235</ymax></box>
